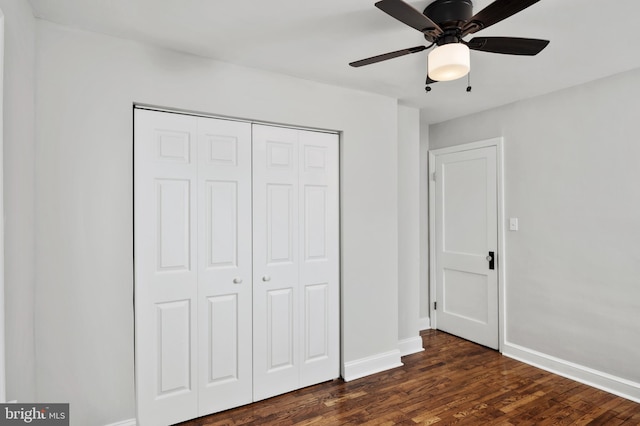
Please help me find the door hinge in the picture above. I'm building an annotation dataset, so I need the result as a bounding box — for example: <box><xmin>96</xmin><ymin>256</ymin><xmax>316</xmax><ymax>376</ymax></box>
<box><xmin>434</xmin><ymin>301</ymin><xmax>437</xmax><ymax>310</ymax></box>
<box><xmin>431</xmin><ymin>172</ymin><xmax>436</xmax><ymax>182</ymax></box>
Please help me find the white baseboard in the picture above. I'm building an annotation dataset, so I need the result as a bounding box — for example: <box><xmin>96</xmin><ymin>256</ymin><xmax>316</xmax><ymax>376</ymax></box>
<box><xmin>104</xmin><ymin>419</ymin><xmax>136</xmax><ymax>426</ymax></box>
<box><xmin>418</xmin><ymin>317</ymin><xmax>431</xmax><ymax>331</ymax></box>
<box><xmin>503</xmin><ymin>341</ymin><xmax>640</xmax><ymax>403</ymax></box>
<box><xmin>343</xmin><ymin>349</ymin><xmax>403</xmax><ymax>382</ymax></box>
<box><xmin>398</xmin><ymin>336</ymin><xmax>424</xmax><ymax>357</ymax></box>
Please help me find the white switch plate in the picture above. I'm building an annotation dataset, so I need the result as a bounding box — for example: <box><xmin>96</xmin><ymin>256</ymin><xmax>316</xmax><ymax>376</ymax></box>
<box><xmin>509</xmin><ymin>218</ymin><xmax>519</xmax><ymax>231</ymax></box>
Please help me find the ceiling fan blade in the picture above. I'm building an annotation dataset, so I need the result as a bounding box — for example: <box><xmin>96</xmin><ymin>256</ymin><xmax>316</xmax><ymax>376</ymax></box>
<box><xmin>375</xmin><ymin>0</ymin><xmax>443</xmax><ymax>41</ymax></box>
<box><xmin>462</xmin><ymin>0</ymin><xmax>540</xmax><ymax>36</ymax></box>
<box><xmin>467</xmin><ymin>37</ymin><xmax>549</xmax><ymax>55</ymax></box>
<box><xmin>349</xmin><ymin>45</ymin><xmax>427</xmax><ymax>67</ymax></box>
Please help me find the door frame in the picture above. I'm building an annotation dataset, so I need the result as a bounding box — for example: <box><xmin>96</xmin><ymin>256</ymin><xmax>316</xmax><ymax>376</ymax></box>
<box><xmin>428</xmin><ymin>137</ymin><xmax>506</xmax><ymax>351</ymax></box>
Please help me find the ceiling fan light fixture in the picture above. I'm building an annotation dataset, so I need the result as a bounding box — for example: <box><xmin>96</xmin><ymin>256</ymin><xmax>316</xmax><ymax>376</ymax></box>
<box><xmin>428</xmin><ymin>43</ymin><xmax>470</xmax><ymax>81</ymax></box>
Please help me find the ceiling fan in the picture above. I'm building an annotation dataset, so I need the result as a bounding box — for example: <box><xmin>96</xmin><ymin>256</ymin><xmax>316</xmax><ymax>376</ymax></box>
<box><xmin>350</xmin><ymin>0</ymin><xmax>549</xmax><ymax>85</ymax></box>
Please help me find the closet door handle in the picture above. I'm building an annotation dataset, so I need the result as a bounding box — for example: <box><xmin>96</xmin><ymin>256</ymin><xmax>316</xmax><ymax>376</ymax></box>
<box><xmin>233</xmin><ymin>278</ymin><xmax>243</xmax><ymax>284</ymax></box>
<box><xmin>262</xmin><ymin>275</ymin><xmax>271</xmax><ymax>282</ymax></box>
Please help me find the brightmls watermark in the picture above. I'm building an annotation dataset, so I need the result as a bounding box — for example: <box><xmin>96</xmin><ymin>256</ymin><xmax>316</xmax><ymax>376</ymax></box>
<box><xmin>0</xmin><ymin>404</ymin><xmax>68</xmax><ymax>425</ymax></box>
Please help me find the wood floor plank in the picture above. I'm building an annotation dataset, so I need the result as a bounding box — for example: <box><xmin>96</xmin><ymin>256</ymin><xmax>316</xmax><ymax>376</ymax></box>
<box><xmin>177</xmin><ymin>330</ymin><xmax>640</xmax><ymax>425</ymax></box>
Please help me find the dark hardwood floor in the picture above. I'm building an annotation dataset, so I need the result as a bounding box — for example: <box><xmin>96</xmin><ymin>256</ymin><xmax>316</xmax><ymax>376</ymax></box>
<box><xmin>179</xmin><ymin>329</ymin><xmax>640</xmax><ymax>425</ymax></box>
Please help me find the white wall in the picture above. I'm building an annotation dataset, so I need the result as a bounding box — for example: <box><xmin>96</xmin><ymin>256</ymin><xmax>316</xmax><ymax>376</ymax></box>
<box><xmin>1</xmin><ymin>0</ymin><xmax>36</xmax><ymax>403</ymax></box>
<box><xmin>0</xmin><ymin>6</ymin><xmax>4</xmax><ymax>404</ymax></box>
<box><xmin>419</xmin><ymin>120</ymin><xmax>430</xmax><ymax>327</ymax></box>
<box><xmin>35</xmin><ymin>21</ymin><xmax>401</xmax><ymax>425</ymax></box>
<box><xmin>430</xmin><ymin>68</ymin><xmax>640</xmax><ymax>393</ymax></box>
<box><xmin>397</xmin><ymin>105</ymin><xmax>422</xmax><ymax>354</ymax></box>
<box><xmin>0</xmin><ymin>6</ymin><xmax>4</xmax><ymax>402</ymax></box>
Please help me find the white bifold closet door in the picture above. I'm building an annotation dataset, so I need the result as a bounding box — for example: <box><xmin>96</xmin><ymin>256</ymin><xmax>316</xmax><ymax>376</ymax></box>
<box><xmin>134</xmin><ymin>110</ymin><xmax>253</xmax><ymax>425</ymax></box>
<box><xmin>196</xmin><ymin>117</ymin><xmax>253</xmax><ymax>413</ymax></box>
<box><xmin>134</xmin><ymin>111</ymin><xmax>199</xmax><ymax>426</ymax></box>
<box><xmin>135</xmin><ymin>110</ymin><xmax>339</xmax><ymax>426</ymax></box>
<box><xmin>252</xmin><ymin>125</ymin><xmax>339</xmax><ymax>401</ymax></box>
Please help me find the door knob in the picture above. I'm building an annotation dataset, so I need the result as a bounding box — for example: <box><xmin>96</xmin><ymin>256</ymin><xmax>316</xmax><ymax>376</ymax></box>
<box><xmin>233</xmin><ymin>278</ymin><xmax>243</xmax><ymax>284</ymax></box>
<box><xmin>262</xmin><ymin>275</ymin><xmax>271</xmax><ymax>282</ymax></box>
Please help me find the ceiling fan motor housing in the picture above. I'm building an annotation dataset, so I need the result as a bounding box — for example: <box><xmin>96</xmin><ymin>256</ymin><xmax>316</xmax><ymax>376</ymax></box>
<box><xmin>424</xmin><ymin>0</ymin><xmax>473</xmax><ymax>44</ymax></box>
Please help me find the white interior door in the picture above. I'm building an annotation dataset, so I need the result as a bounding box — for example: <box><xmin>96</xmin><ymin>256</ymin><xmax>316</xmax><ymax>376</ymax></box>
<box><xmin>134</xmin><ymin>110</ymin><xmax>198</xmax><ymax>426</ymax></box>
<box><xmin>433</xmin><ymin>145</ymin><xmax>499</xmax><ymax>349</ymax></box>
<box><xmin>252</xmin><ymin>125</ymin><xmax>340</xmax><ymax>401</ymax></box>
<box><xmin>196</xmin><ymin>117</ymin><xmax>252</xmax><ymax>415</ymax></box>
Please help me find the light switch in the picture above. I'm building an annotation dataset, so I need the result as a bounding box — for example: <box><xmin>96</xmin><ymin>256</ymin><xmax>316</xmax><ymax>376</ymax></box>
<box><xmin>509</xmin><ymin>218</ymin><xmax>519</xmax><ymax>231</ymax></box>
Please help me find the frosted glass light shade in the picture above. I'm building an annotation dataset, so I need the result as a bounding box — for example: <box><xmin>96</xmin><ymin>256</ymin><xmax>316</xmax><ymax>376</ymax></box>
<box><xmin>428</xmin><ymin>43</ymin><xmax>470</xmax><ymax>81</ymax></box>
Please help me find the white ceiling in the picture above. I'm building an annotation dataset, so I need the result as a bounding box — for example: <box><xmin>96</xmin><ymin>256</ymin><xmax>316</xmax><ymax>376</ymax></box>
<box><xmin>27</xmin><ymin>0</ymin><xmax>640</xmax><ymax>124</ymax></box>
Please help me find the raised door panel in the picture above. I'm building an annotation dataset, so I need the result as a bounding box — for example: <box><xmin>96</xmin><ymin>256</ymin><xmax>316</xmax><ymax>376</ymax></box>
<box><xmin>252</xmin><ymin>124</ymin><xmax>300</xmax><ymax>401</ymax></box>
<box><xmin>156</xmin><ymin>179</ymin><xmax>192</xmax><ymax>271</ymax></box>
<box><xmin>266</xmin><ymin>288</ymin><xmax>295</xmax><ymax>370</ymax></box>
<box><xmin>267</xmin><ymin>184</ymin><xmax>294</xmax><ymax>264</ymax></box>
<box><xmin>298</xmin><ymin>131</ymin><xmax>340</xmax><ymax>387</ymax></box>
<box><xmin>134</xmin><ymin>109</ymin><xmax>198</xmax><ymax>426</ymax></box>
<box><xmin>304</xmin><ymin>186</ymin><xmax>328</xmax><ymax>261</ymax></box>
<box><xmin>442</xmin><ymin>270</ymin><xmax>489</xmax><ymax>324</ymax></box>
<box><xmin>304</xmin><ymin>283</ymin><xmax>329</xmax><ymax>361</ymax></box>
<box><xmin>207</xmin><ymin>295</ymin><xmax>239</xmax><ymax>383</ymax></box>
<box><xmin>157</xmin><ymin>300</ymin><xmax>192</xmax><ymax>396</ymax></box>
<box><xmin>205</xmin><ymin>181</ymin><xmax>238</xmax><ymax>269</ymax></box>
<box><xmin>442</xmin><ymin>158</ymin><xmax>488</xmax><ymax>255</ymax></box>
<box><xmin>197</xmin><ymin>117</ymin><xmax>253</xmax><ymax>415</ymax></box>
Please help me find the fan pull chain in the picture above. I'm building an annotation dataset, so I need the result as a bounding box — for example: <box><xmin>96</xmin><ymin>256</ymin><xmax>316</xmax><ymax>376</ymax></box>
<box><xmin>424</xmin><ymin>72</ymin><xmax>473</xmax><ymax>94</ymax></box>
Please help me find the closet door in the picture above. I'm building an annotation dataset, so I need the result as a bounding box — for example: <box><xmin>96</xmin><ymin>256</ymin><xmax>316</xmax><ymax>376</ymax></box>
<box><xmin>135</xmin><ymin>111</ymin><xmax>339</xmax><ymax>422</ymax></box>
<box><xmin>196</xmin><ymin>117</ymin><xmax>253</xmax><ymax>415</ymax></box>
<box><xmin>134</xmin><ymin>110</ymin><xmax>198</xmax><ymax>426</ymax></box>
<box><xmin>298</xmin><ymin>130</ymin><xmax>340</xmax><ymax>387</ymax></box>
<box><xmin>252</xmin><ymin>125</ymin><xmax>340</xmax><ymax>401</ymax></box>
<box><xmin>135</xmin><ymin>110</ymin><xmax>253</xmax><ymax>424</ymax></box>
<box><xmin>252</xmin><ymin>125</ymin><xmax>301</xmax><ymax>400</ymax></box>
